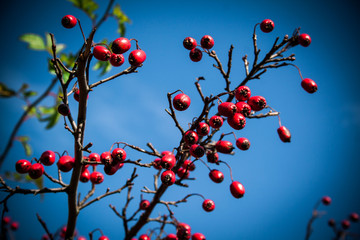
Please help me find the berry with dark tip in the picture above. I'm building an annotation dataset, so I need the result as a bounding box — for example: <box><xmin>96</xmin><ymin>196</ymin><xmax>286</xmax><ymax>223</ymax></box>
<box><xmin>40</xmin><ymin>150</ymin><xmax>56</xmax><ymax>166</ymax></box>
<box><xmin>298</xmin><ymin>33</ymin><xmax>311</xmax><ymax>47</ymax></box>
<box><xmin>10</xmin><ymin>222</ymin><xmax>19</xmax><ymax>231</ymax></box>
<box><xmin>110</xmin><ymin>53</ymin><xmax>125</xmax><ymax>67</ymax></box>
<box><xmin>88</xmin><ymin>153</ymin><xmax>101</xmax><ymax>165</ymax></box>
<box><xmin>215</xmin><ymin>140</ymin><xmax>234</xmax><ymax>154</ymax></box>
<box><xmin>111</xmin><ymin>148</ymin><xmax>127</xmax><ymax>163</ymax></box>
<box><xmin>183</xmin><ymin>37</ymin><xmax>197</xmax><ymax>50</ymax></box>
<box><xmin>321</xmin><ymin>196</ymin><xmax>332</xmax><ymax>205</ymax></box>
<box><xmin>177</xmin><ymin>167</ymin><xmax>190</xmax><ymax>178</ymax></box>
<box><xmin>209</xmin><ymin>169</ymin><xmax>224</xmax><ymax>183</ymax></box>
<box><xmin>173</xmin><ymin>93</ymin><xmax>191</xmax><ymax>111</ymax></box>
<box><xmin>129</xmin><ymin>49</ymin><xmax>146</xmax><ymax>66</ymax></box>
<box><xmin>209</xmin><ymin>115</ymin><xmax>223</xmax><ymax>129</ymax></box>
<box><xmin>15</xmin><ymin>159</ymin><xmax>31</xmax><ymax>174</ymax></box>
<box><xmin>236</xmin><ymin>137</ymin><xmax>250</xmax><ymax>150</ymax></box>
<box><xmin>90</xmin><ymin>171</ymin><xmax>104</xmax><ymax>184</ymax></box>
<box><xmin>189</xmin><ymin>144</ymin><xmax>205</xmax><ymax>158</ymax></box>
<box><xmin>235</xmin><ymin>101</ymin><xmax>251</xmax><ymax>117</ymax></box>
<box><xmin>111</xmin><ymin>37</ymin><xmax>131</xmax><ymax>54</ymax></box>
<box><xmin>153</xmin><ymin>158</ymin><xmax>162</xmax><ymax>170</ymax></box>
<box><xmin>93</xmin><ymin>46</ymin><xmax>111</xmax><ymax>61</ymax></box>
<box><xmin>350</xmin><ymin>212</ymin><xmax>359</xmax><ymax>222</ymax></box>
<box><xmin>139</xmin><ymin>234</ymin><xmax>150</xmax><ymax>240</ymax></box>
<box><xmin>177</xmin><ymin>223</ymin><xmax>191</xmax><ymax>240</ymax></box>
<box><xmin>260</xmin><ymin>19</ymin><xmax>274</xmax><ymax>33</ymax></box>
<box><xmin>189</xmin><ymin>48</ymin><xmax>202</xmax><ymax>62</ymax></box>
<box><xmin>165</xmin><ymin>233</ymin><xmax>178</xmax><ymax>240</ymax></box>
<box><xmin>230</xmin><ymin>181</ymin><xmax>245</xmax><ymax>198</ymax></box>
<box><xmin>184</xmin><ymin>131</ymin><xmax>199</xmax><ymax>145</ymax></box>
<box><xmin>61</xmin><ymin>15</ymin><xmax>77</xmax><ymax>28</ymax></box>
<box><xmin>161</xmin><ymin>170</ymin><xmax>176</xmax><ymax>186</ymax></box>
<box><xmin>341</xmin><ymin>220</ymin><xmax>350</xmax><ymax>229</ymax></box>
<box><xmin>80</xmin><ymin>169</ymin><xmax>90</xmax><ymax>183</ymax></box>
<box><xmin>57</xmin><ymin>155</ymin><xmax>75</xmax><ymax>172</ymax></box>
<box><xmin>200</xmin><ymin>35</ymin><xmax>214</xmax><ymax>49</ymax></box>
<box><xmin>247</xmin><ymin>96</ymin><xmax>266</xmax><ymax>111</ymax></box>
<box><xmin>235</xmin><ymin>86</ymin><xmax>251</xmax><ymax>101</ymax></box>
<box><xmin>301</xmin><ymin>78</ymin><xmax>318</xmax><ymax>93</ymax></box>
<box><xmin>161</xmin><ymin>153</ymin><xmax>176</xmax><ymax>169</ymax></box>
<box><xmin>196</xmin><ymin>122</ymin><xmax>210</xmax><ymax>136</ymax></box>
<box><xmin>277</xmin><ymin>126</ymin><xmax>291</xmax><ymax>143</ymax></box>
<box><xmin>206</xmin><ymin>151</ymin><xmax>219</xmax><ymax>164</ymax></box>
<box><xmin>28</xmin><ymin>163</ymin><xmax>44</xmax><ymax>179</ymax></box>
<box><xmin>182</xmin><ymin>159</ymin><xmax>195</xmax><ymax>171</ymax></box>
<box><xmin>227</xmin><ymin>112</ymin><xmax>246</xmax><ymax>130</ymax></box>
<box><xmin>218</xmin><ymin>102</ymin><xmax>237</xmax><ymax>117</ymax></box>
<box><xmin>192</xmin><ymin>233</ymin><xmax>206</xmax><ymax>240</ymax></box>
<box><xmin>58</xmin><ymin>104</ymin><xmax>70</xmax><ymax>116</ymax></box>
<box><xmin>139</xmin><ymin>199</ymin><xmax>150</xmax><ymax>210</ymax></box>
<box><xmin>100</xmin><ymin>152</ymin><xmax>113</xmax><ymax>165</ymax></box>
<box><xmin>202</xmin><ymin>199</ymin><xmax>215</xmax><ymax>212</ymax></box>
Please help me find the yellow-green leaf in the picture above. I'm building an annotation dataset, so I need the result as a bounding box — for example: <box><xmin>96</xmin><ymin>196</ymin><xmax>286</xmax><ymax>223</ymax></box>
<box><xmin>19</xmin><ymin>34</ymin><xmax>46</xmax><ymax>51</ymax></box>
<box><xmin>0</xmin><ymin>82</ymin><xmax>16</xmax><ymax>98</ymax></box>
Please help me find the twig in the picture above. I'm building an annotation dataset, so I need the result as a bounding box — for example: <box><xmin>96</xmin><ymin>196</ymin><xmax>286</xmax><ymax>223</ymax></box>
<box><xmin>36</xmin><ymin>213</ymin><xmax>54</xmax><ymax>240</ymax></box>
<box><xmin>89</xmin><ymin>66</ymin><xmax>138</xmax><ymax>89</ymax></box>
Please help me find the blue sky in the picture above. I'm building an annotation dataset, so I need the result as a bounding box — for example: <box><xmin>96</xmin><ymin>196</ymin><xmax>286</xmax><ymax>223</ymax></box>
<box><xmin>1</xmin><ymin>0</ymin><xmax>360</xmax><ymax>239</ymax></box>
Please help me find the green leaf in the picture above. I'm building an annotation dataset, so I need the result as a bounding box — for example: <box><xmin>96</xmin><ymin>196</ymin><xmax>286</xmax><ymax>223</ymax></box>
<box><xmin>45</xmin><ymin>108</ymin><xmax>61</xmax><ymax>129</ymax></box>
<box><xmin>38</xmin><ymin>106</ymin><xmax>55</xmax><ymax>115</ymax></box>
<box><xmin>118</xmin><ymin>22</ymin><xmax>126</xmax><ymax>37</ymax></box>
<box><xmin>18</xmin><ymin>83</ymin><xmax>29</xmax><ymax>93</ymax></box>
<box><xmin>23</xmin><ymin>91</ymin><xmax>37</xmax><ymax>98</ymax></box>
<box><xmin>112</xmin><ymin>4</ymin><xmax>131</xmax><ymax>36</ymax></box>
<box><xmin>46</xmin><ymin>33</ymin><xmax>66</xmax><ymax>54</ymax></box>
<box><xmin>16</xmin><ymin>136</ymin><xmax>32</xmax><ymax>156</ymax></box>
<box><xmin>19</xmin><ymin>34</ymin><xmax>46</xmax><ymax>51</ymax></box>
<box><xmin>68</xmin><ymin>0</ymin><xmax>98</xmax><ymax>20</ymax></box>
<box><xmin>0</xmin><ymin>82</ymin><xmax>16</xmax><ymax>98</ymax></box>
<box><xmin>92</xmin><ymin>60</ymin><xmax>112</xmax><ymax>76</ymax></box>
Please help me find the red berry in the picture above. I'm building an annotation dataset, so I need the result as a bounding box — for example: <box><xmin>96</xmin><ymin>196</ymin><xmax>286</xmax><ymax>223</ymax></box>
<box><xmin>298</xmin><ymin>33</ymin><xmax>311</xmax><ymax>47</ymax></box>
<box><xmin>78</xmin><ymin>237</ymin><xmax>87</xmax><ymax>240</ymax></box>
<box><xmin>89</xmin><ymin>153</ymin><xmax>101</xmax><ymax>164</ymax></box>
<box><xmin>161</xmin><ymin>154</ymin><xmax>176</xmax><ymax>169</ymax></box>
<box><xmin>93</xmin><ymin>46</ymin><xmax>111</xmax><ymax>61</ymax></box>
<box><xmin>42</xmin><ymin>234</ymin><xmax>50</xmax><ymax>240</ymax></box>
<box><xmin>184</xmin><ymin>131</ymin><xmax>199</xmax><ymax>145</ymax></box>
<box><xmin>260</xmin><ymin>19</ymin><xmax>274</xmax><ymax>33</ymax></box>
<box><xmin>161</xmin><ymin>151</ymin><xmax>173</xmax><ymax>156</ymax></box>
<box><xmin>111</xmin><ymin>148</ymin><xmax>127</xmax><ymax>163</ymax></box>
<box><xmin>61</xmin><ymin>15</ymin><xmax>77</xmax><ymax>28</ymax></box>
<box><xmin>236</xmin><ymin>137</ymin><xmax>250</xmax><ymax>150</ymax></box>
<box><xmin>209</xmin><ymin>115</ymin><xmax>223</xmax><ymax>129</ymax></box>
<box><xmin>183</xmin><ymin>37</ymin><xmax>197</xmax><ymax>50</ymax></box>
<box><xmin>189</xmin><ymin>144</ymin><xmax>205</xmax><ymax>158</ymax></box>
<box><xmin>209</xmin><ymin>169</ymin><xmax>224</xmax><ymax>183</ymax></box>
<box><xmin>73</xmin><ymin>89</ymin><xmax>89</xmax><ymax>102</ymax></box>
<box><xmin>100</xmin><ymin>152</ymin><xmax>113</xmax><ymax>165</ymax></box>
<box><xmin>98</xmin><ymin>236</ymin><xmax>109</xmax><ymax>240</ymax></box>
<box><xmin>247</xmin><ymin>96</ymin><xmax>266</xmax><ymax>111</ymax></box>
<box><xmin>80</xmin><ymin>169</ymin><xmax>90</xmax><ymax>183</ymax></box>
<box><xmin>192</xmin><ymin>233</ymin><xmax>206</xmax><ymax>240</ymax></box>
<box><xmin>189</xmin><ymin>48</ymin><xmax>202</xmax><ymax>62</ymax></box>
<box><xmin>161</xmin><ymin>170</ymin><xmax>176</xmax><ymax>186</ymax></box>
<box><xmin>177</xmin><ymin>223</ymin><xmax>191</xmax><ymax>240</ymax></box>
<box><xmin>139</xmin><ymin>234</ymin><xmax>150</xmax><ymax>240</ymax></box>
<box><xmin>202</xmin><ymin>199</ymin><xmax>215</xmax><ymax>212</ymax></box>
<box><xmin>90</xmin><ymin>171</ymin><xmax>104</xmax><ymax>184</ymax></box>
<box><xmin>301</xmin><ymin>78</ymin><xmax>317</xmax><ymax>93</ymax></box>
<box><xmin>349</xmin><ymin>212</ymin><xmax>359</xmax><ymax>222</ymax></box>
<box><xmin>182</xmin><ymin>159</ymin><xmax>195</xmax><ymax>171</ymax></box>
<box><xmin>321</xmin><ymin>196</ymin><xmax>332</xmax><ymax>205</ymax></box>
<box><xmin>328</xmin><ymin>218</ymin><xmax>336</xmax><ymax>227</ymax></box>
<box><xmin>234</xmin><ymin>86</ymin><xmax>251</xmax><ymax>101</ymax></box>
<box><xmin>2</xmin><ymin>216</ymin><xmax>11</xmax><ymax>225</ymax></box>
<box><xmin>177</xmin><ymin>167</ymin><xmax>190</xmax><ymax>179</ymax></box>
<box><xmin>57</xmin><ymin>155</ymin><xmax>75</xmax><ymax>172</ymax></box>
<box><xmin>235</xmin><ymin>102</ymin><xmax>251</xmax><ymax>117</ymax></box>
<box><xmin>28</xmin><ymin>163</ymin><xmax>44</xmax><ymax>179</ymax></box>
<box><xmin>200</xmin><ymin>35</ymin><xmax>214</xmax><ymax>49</ymax></box>
<box><xmin>104</xmin><ymin>162</ymin><xmax>122</xmax><ymax>175</ymax></box>
<box><xmin>218</xmin><ymin>102</ymin><xmax>237</xmax><ymax>117</ymax></box>
<box><xmin>139</xmin><ymin>199</ymin><xmax>150</xmax><ymax>210</ymax></box>
<box><xmin>215</xmin><ymin>140</ymin><xmax>234</xmax><ymax>154</ymax></box>
<box><xmin>173</xmin><ymin>93</ymin><xmax>191</xmax><ymax>111</ymax></box>
<box><xmin>58</xmin><ymin>104</ymin><xmax>70</xmax><ymax>116</ymax></box>
<box><xmin>341</xmin><ymin>219</ymin><xmax>350</xmax><ymax>229</ymax></box>
<box><xmin>277</xmin><ymin>126</ymin><xmax>291</xmax><ymax>143</ymax></box>
<box><xmin>196</xmin><ymin>122</ymin><xmax>210</xmax><ymax>136</ymax></box>
<box><xmin>10</xmin><ymin>221</ymin><xmax>19</xmax><ymax>231</ymax></box>
<box><xmin>15</xmin><ymin>159</ymin><xmax>31</xmax><ymax>174</ymax></box>
<box><xmin>110</xmin><ymin>53</ymin><xmax>125</xmax><ymax>67</ymax></box>
<box><xmin>230</xmin><ymin>181</ymin><xmax>245</xmax><ymax>198</ymax></box>
<box><xmin>165</xmin><ymin>233</ymin><xmax>178</xmax><ymax>240</ymax></box>
<box><xmin>111</xmin><ymin>37</ymin><xmax>131</xmax><ymax>54</ymax></box>
<box><xmin>40</xmin><ymin>150</ymin><xmax>56</xmax><ymax>166</ymax></box>
<box><xmin>153</xmin><ymin>158</ymin><xmax>162</xmax><ymax>170</ymax></box>
<box><xmin>129</xmin><ymin>49</ymin><xmax>146</xmax><ymax>67</ymax></box>
<box><xmin>227</xmin><ymin>113</ymin><xmax>246</xmax><ymax>130</ymax></box>
<box><xmin>206</xmin><ymin>151</ymin><xmax>219</xmax><ymax>164</ymax></box>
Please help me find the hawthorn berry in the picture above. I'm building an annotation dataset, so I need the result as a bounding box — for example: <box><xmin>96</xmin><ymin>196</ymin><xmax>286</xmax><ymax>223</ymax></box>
<box><xmin>235</xmin><ymin>101</ymin><xmax>251</xmax><ymax>117</ymax></box>
<box><xmin>161</xmin><ymin>153</ymin><xmax>176</xmax><ymax>169</ymax></box>
<box><xmin>78</xmin><ymin>237</ymin><xmax>87</xmax><ymax>240</ymax></box>
<box><xmin>177</xmin><ymin>223</ymin><xmax>191</xmax><ymax>240</ymax></box>
<box><xmin>200</xmin><ymin>35</ymin><xmax>214</xmax><ymax>49</ymax></box>
<box><xmin>100</xmin><ymin>152</ymin><xmax>113</xmax><ymax>165</ymax></box>
<box><xmin>341</xmin><ymin>219</ymin><xmax>351</xmax><ymax>229</ymax></box>
<box><xmin>298</xmin><ymin>33</ymin><xmax>311</xmax><ymax>47</ymax></box>
<box><xmin>73</xmin><ymin>89</ymin><xmax>89</xmax><ymax>102</ymax></box>
<box><xmin>177</xmin><ymin>167</ymin><xmax>190</xmax><ymax>179</ymax></box>
<box><xmin>93</xmin><ymin>46</ymin><xmax>111</xmax><ymax>61</ymax></box>
<box><xmin>183</xmin><ymin>37</ymin><xmax>197</xmax><ymax>50</ymax></box>
<box><xmin>161</xmin><ymin>170</ymin><xmax>176</xmax><ymax>186</ymax></box>
<box><xmin>111</xmin><ymin>37</ymin><xmax>131</xmax><ymax>54</ymax></box>
<box><xmin>40</xmin><ymin>150</ymin><xmax>56</xmax><ymax>166</ymax></box>
<box><xmin>161</xmin><ymin>151</ymin><xmax>173</xmax><ymax>156</ymax></box>
<box><xmin>98</xmin><ymin>236</ymin><xmax>109</xmax><ymax>240</ymax></box>
<box><xmin>209</xmin><ymin>169</ymin><xmax>224</xmax><ymax>183</ymax></box>
<box><xmin>321</xmin><ymin>196</ymin><xmax>332</xmax><ymax>205</ymax></box>
<box><xmin>196</xmin><ymin>122</ymin><xmax>210</xmax><ymax>136</ymax></box>
<box><xmin>209</xmin><ymin>115</ymin><xmax>223</xmax><ymax>129</ymax></box>
<box><xmin>2</xmin><ymin>216</ymin><xmax>11</xmax><ymax>225</ymax></box>
<box><xmin>260</xmin><ymin>19</ymin><xmax>274</xmax><ymax>33</ymax></box>
<box><xmin>104</xmin><ymin>163</ymin><xmax>120</xmax><ymax>175</ymax></box>
<box><xmin>184</xmin><ymin>131</ymin><xmax>199</xmax><ymax>145</ymax></box>
<box><xmin>301</xmin><ymin>78</ymin><xmax>318</xmax><ymax>93</ymax></box>
<box><xmin>15</xmin><ymin>159</ymin><xmax>31</xmax><ymax>174</ymax></box>
<box><xmin>41</xmin><ymin>234</ymin><xmax>50</xmax><ymax>240</ymax></box>
<box><xmin>192</xmin><ymin>233</ymin><xmax>206</xmax><ymax>240</ymax></box>
<box><xmin>88</xmin><ymin>153</ymin><xmax>101</xmax><ymax>164</ymax></box>
<box><xmin>202</xmin><ymin>199</ymin><xmax>215</xmax><ymax>212</ymax></box>
<box><xmin>165</xmin><ymin>233</ymin><xmax>178</xmax><ymax>240</ymax></box>
<box><xmin>129</xmin><ymin>49</ymin><xmax>146</xmax><ymax>66</ymax></box>
<box><xmin>10</xmin><ymin>222</ymin><xmax>19</xmax><ymax>231</ymax></box>
<box><xmin>350</xmin><ymin>212</ymin><xmax>359</xmax><ymax>222</ymax></box>
<box><xmin>230</xmin><ymin>181</ymin><xmax>245</xmax><ymax>198</ymax></box>
<box><xmin>80</xmin><ymin>169</ymin><xmax>90</xmax><ymax>183</ymax></box>
<box><xmin>90</xmin><ymin>171</ymin><xmax>104</xmax><ymax>184</ymax></box>
<box><xmin>227</xmin><ymin>112</ymin><xmax>246</xmax><ymax>130</ymax></box>
<box><xmin>182</xmin><ymin>159</ymin><xmax>195</xmax><ymax>171</ymax></box>
<box><xmin>57</xmin><ymin>155</ymin><xmax>75</xmax><ymax>172</ymax></box>
<box><xmin>234</xmin><ymin>86</ymin><xmax>251</xmax><ymax>101</ymax></box>
<box><xmin>153</xmin><ymin>158</ymin><xmax>162</xmax><ymax>170</ymax></box>
<box><xmin>111</xmin><ymin>148</ymin><xmax>127</xmax><ymax>163</ymax></box>
<box><xmin>236</xmin><ymin>137</ymin><xmax>250</xmax><ymax>150</ymax></box>
<box><xmin>328</xmin><ymin>218</ymin><xmax>336</xmax><ymax>227</ymax></box>
<box><xmin>58</xmin><ymin>104</ymin><xmax>70</xmax><ymax>116</ymax></box>
<box><xmin>173</xmin><ymin>93</ymin><xmax>191</xmax><ymax>111</ymax></box>
<box><xmin>189</xmin><ymin>144</ymin><xmax>205</xmax><ymax>158</ymax></box>
<box><xmin>206</xmin><ymin>151</ymin><xmax>219</xmax><ymax>164</ymax></box>
<box><xmin>218</xmin><ymin>102</ymin><xmax>237</xmax><ymax>117</ymax></box>
<box><xmin>189</xmin><ymin>48</ymin><xmax>202</xmax><ymax>62</ymax></box>
<box><xmin>277</xmin><ymin>126</ymin><xmax>291</xmax><ymax>143</ymax></box>
<box><xmin>215</xmin><ymin>140</ymin><xmax>234</xmax><ymax>154</ymax></box>
<box><xmin>28</xmin><ymin>163</ymin><xmax>44</xmax><ymax>179</ymax></box>
<box><xmin>139</xmin><ymin>234</ymin><xmax>150</xmax><ymax>240</ymax></box>
<box><xmin>61</xmin><ymin>15</ymin><xmax>77</xmax><ymax>28</ymax></box>
<box><xmin>110</xmin><ymin>53</ymin><xmax>125</xmax><ymax>67</ymax></box>
<box><xmin>139</xmin><ymin>199</ymin><xmax>150</xmax><ymax>210</ymax></box>
<box><xmin>247</xmin><ymin>96</ymin><xmax>266</xmax><ymax>111</ymax></box>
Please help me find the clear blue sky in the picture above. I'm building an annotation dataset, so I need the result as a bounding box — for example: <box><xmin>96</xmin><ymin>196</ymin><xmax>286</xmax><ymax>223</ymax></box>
<box><xmin>1</xmin><ymin>0</ymin><xmax>360</xmax><ymax>239</ymax></box>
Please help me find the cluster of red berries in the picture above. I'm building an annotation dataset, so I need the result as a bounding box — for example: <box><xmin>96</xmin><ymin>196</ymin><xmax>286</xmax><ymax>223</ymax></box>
<box><xmin>2</xmin><ymin>216</ymin><xmax>19</xmax><ymax>231</ymax></box>
<box><xmin>183</xmin><ymin>35</ymin><xmax>214</xmax><ymax>62</ymax></box>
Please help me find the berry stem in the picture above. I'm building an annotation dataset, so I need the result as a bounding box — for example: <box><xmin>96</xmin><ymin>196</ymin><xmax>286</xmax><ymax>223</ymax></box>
<box><xmin>218</xmin><ymin>160</ymin><xmax>234</xmax><ymax>182</ymax></box>
<box><xmin>77</xmin><ymin>18</ymin><xmax>87</xmax><ymax>44</ymax></box>
<box><xmin>288</xmin><ymin>63</ymin><xmax>304</xmax><ymax>80</ymax></box>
